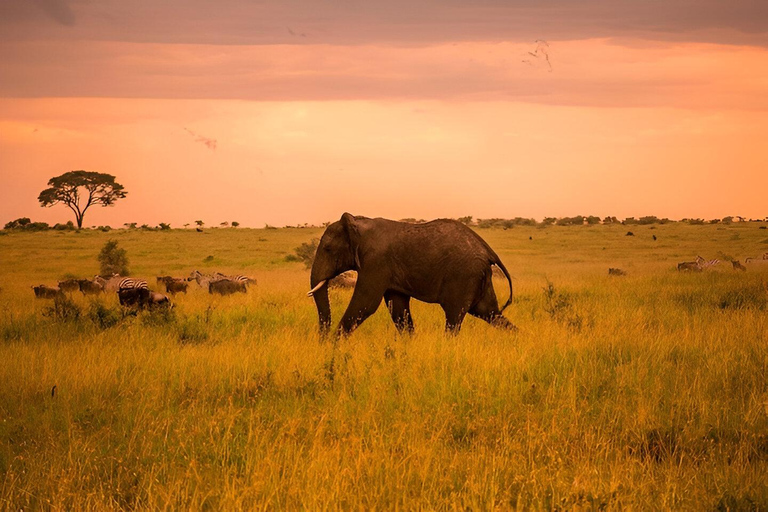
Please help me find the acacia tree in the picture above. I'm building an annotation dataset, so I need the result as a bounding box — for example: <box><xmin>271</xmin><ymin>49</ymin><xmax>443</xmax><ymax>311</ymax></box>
<box><xmin>38</xmin><ymin>171</ymin><xmax>127</xmax><ymax>229</ymax></box>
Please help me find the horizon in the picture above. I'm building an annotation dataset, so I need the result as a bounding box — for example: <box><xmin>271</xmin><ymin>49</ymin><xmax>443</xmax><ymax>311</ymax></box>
<box><xmin>2</xmin><ymin>1</ymin><xmax>767</xmax><ymax>227</ymax></box>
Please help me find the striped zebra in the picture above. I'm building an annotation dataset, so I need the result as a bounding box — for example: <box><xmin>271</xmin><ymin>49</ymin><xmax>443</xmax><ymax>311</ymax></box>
<box><xmin>116</xmin><ymin>277</ymin><xmax>149</xmax><ymax>292</ymax></box>
<box><xmin>696</xmin><ymin>256</ymin><xmax>720</xmax><ymax>269</ymax></box>
<box><xmin>214</xmin><ymin>272</ymin><xmax>257</xmax><ymax>286</ymax></box>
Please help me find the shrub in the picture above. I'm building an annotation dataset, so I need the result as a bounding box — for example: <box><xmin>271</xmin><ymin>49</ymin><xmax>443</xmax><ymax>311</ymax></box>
<box><xmin>231</xmin><ymin>221</ymin><xmax>240</xmax><ymax>228</ymax></box>
<box><xmin>98</xmin><ymin>239</ymin><xmax>130</xmax><ymax>276</ymax></box>
<box><xmin>43</xmin><ymin>295</ymin><xmax>82</xmax><ymax>321</ymax></box>
<box><xmin>286</xmin><ymin>239</ymin><xmax>319</xmax><ymax>269</ymax></box>
<box><xmin>88</xmin><ymin>301</ymin><xmax>122</xmax><ymax>329</ymax></box>
<box><xmin>159</xmin><ymin>223</ymin><xmax>171</xmax><ymax>230</ymax></box>
<box><xmin>53</xmin><ymin>221</ymin><xmax>76</xmax><ymax>231</ymax></box>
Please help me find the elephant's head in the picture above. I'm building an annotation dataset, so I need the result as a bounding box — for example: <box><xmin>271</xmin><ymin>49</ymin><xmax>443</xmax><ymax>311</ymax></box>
<box><xmin>308</xmin><ymin>212</ymin><xmax>361</xmax><ymax>334</ymax></box>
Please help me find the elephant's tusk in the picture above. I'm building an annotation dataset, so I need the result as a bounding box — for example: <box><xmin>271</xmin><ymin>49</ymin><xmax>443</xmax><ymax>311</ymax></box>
<box><xmin>307</xmin><ymin>280</ymin><xmax>327</xmax><ymax>297</ymax></box>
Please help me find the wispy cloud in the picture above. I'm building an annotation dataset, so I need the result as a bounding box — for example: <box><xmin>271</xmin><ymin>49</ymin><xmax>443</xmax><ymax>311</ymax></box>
<box><xmin>31</xmin><ymin>0</ymin><xmax>75</xmax><ymax>26</ymax></box>
<box><xmin>184</xmin><ymin>127</ymin><xmax>217</xmax><ymax>151</ymax></box>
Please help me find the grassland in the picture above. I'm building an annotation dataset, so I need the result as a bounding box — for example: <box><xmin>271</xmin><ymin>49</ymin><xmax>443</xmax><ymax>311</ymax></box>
<box><xmin>1</xmin><ymin>222</ymin><xmax>768</xmax><ymax>510</ymax></box>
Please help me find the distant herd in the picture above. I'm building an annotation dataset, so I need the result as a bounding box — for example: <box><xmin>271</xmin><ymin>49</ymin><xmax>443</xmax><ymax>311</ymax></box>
<box><xmin>30</xmin><ymin>270</ymin><xmax>359</xmax><ymax>309</ymax></box>
<box><xmin>31</xmin><ymin>270</ymin><xmax>259</xmax><ymax>309</ymax></box>
<box><xmin>676</xmin><ymin>253</ymin><xmax>768</xmax><ymax>273</ymax></box>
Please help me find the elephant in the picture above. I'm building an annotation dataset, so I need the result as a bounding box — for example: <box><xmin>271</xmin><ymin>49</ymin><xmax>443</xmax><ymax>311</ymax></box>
<box><xmin>308</xmin><ymin>213</ymin><xmax>516</xmax><ymax>337</ymax></box>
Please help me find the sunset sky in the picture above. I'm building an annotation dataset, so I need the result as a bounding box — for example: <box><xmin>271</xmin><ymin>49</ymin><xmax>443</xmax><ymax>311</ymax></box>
<box><xmin>1</xmin><ymin>0</ymin><xmax>767</xmax><ymax>227</ymax></box>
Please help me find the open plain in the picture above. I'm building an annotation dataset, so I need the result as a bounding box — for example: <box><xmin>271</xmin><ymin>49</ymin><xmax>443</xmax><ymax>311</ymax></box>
<box><xmin>1</xmin><ymin>222</ymin><xmax>767</xmax><ymax>510</ymax></box>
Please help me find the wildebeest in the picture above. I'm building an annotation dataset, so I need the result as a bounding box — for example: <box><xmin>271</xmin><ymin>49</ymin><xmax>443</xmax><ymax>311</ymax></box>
<box><xmin>78</xmin><ymin>278</ymin><xmax>103</xmax><ymax>295</ymax></box>
<box><xmin>626</xmin><ymin>231</ymin><xmax>634</xmax><ymax>236</ymax></box>
<box><xmin>677</xmin><ymin>261</ymin><xmax>703</xmax><ymax>272</ymax></box>
<box><xmin>32</xmin><ymin>285</ymin><xmax>63</xmax><ymax>299</ymax></box>
<box><xmin>58</xmin><ymin>279</ymin><xmax>80</xmax><ymax>293</ymax></box>
<box><xmin>157</xmin><ymin>276</ymin><xmax>188</xmax><ymax>294</ymax></box>
<box><xmin>652</xmin><ymin>235</ymin><xmax>657</xmax><ymax>241</ymax></box>
<box><xmin>208</xmin><ymin>278</ymin><xmax>247</xmax><ymax>295</ymax></box>
<box><xmin>608</xmin><ymin>268</ymin><xmax>626</xmax><ymax>276</ymax></box>
<box><xmin>118</xmin><ymin>288</ymin><xmax>171</xmax><ymax>309</ymax></box>
<box><xmin>731</xmin><ymin>260</ymin><xmax>747</xmax><ymax>271</ymax></box>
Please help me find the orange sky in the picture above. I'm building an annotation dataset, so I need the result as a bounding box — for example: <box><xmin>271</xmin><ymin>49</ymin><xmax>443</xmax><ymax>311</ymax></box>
<box><xmin>1</xmin><ymin>1</ymin><xmax>767</xmax><ymax>227</ymax></box>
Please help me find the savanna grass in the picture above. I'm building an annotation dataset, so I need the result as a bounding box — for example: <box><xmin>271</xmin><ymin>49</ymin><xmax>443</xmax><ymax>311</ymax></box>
<box><xmin>1</xmin><ymin>223</ymin><xmax>767</xmax><ymax>509</ymax></box>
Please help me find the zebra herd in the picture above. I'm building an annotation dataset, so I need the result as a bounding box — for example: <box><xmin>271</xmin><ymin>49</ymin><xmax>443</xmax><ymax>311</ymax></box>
<box><xmin>31</xmin><ymin>270</ymin><xmax>257</xmax><ymax>307</ymax></box>
<box><xmin>677</xmin><ymin>253</ymin><xmax>768</xmax><ymax>272</ymax></box>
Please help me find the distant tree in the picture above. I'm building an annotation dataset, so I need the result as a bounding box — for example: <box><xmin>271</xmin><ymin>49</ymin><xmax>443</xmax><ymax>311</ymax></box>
<box><xmin>195</xmin><ymin>220</ymin><xmax>204</xmax><ymax>227</ymax></box>
<box><xmin>220</xmin><ymin>221</ymin><xmax>229</xmax><ymax>228</ymax></box>
<box><xmin>98</xmin><ymin>239</ymin><xmax>129</xmax><ymax>276</ymax></box>
<box><xmin>38</xmin><ymin>171</ymin><xmax>127</xmax><ymax>229</ymax></box>
<box><xmin>123</xmin><ymin>222</ymin><xmax>137</xmax><ymax>229</ymax></box>
<box><xmin>722</xmin><ymin>216</ymin><xmax>734</xmax><ymax>225</ymax></box>
<box><xmin>603</xmin><ymin>216</ymin><xmax>618</xmax><ymax>224</ymax></box>
<box><xmin>586</xmin><ymin>216</ymin><xmax>601</xmax><ymax>225</ymax></box>
<box><xmin>457</xmin><ymin>216</ymin><xmax>473</xmax><ymax>226</ymax></box>
<box><xmin>183</xmin><ymin>223</ymin><xmax>190</xmax><ymax>229</ymax></box>
<box><xmin>159</xmin><ymin>223</ymin><xmax>171</xmax><ymax>230</ymax></box>
<box><xmin>231</xmin><ymin>221</ymin><xmax>240</xmax><ymax>228</ymax></box>
<box><xmin>541</xmin><ymin>217</ymin><xmax>556</xmax><ymax>226</ymax></box>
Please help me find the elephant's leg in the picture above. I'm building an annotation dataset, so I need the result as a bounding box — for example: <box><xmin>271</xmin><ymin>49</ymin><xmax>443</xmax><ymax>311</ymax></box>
<box><xmin>469</xmin><ymin>278</ymin><xmax>518</xmax><ymax>331</ymax></box>
<box><xmin>336</xmin><ymin>281</ymin><xmax>386</xmax><ymax>337</ymax></box>
<box><xmin>384</xmin><ymin>290</ymin><xmax>414</xmax><ymax>334</ymax></box>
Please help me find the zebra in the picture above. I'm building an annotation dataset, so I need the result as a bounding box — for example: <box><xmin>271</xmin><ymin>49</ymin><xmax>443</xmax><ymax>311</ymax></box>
<box><xmin>213</xmin><ymin>272</ymin><xmax>256</xmax><ymax>286</ymax></box>
<box><xmin>696</xmin><ymin>256</ymin><xmax>720</xmax><ymax>269</ymax></box>
<box><xmin>116</xmin><ymin>277</ymin><xmax>149</xmax><ymax>292</ymax></box>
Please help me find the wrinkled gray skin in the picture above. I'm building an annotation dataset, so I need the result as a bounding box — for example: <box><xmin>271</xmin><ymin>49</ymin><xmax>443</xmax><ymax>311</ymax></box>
<box><xmin>310</xmin><ymin>213</ymin><xmax>516</xmax><ymax>337</ymax></box>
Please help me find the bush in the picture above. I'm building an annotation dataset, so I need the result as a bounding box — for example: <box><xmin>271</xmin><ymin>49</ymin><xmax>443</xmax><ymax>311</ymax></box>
<box><xmin>286</xmin><ymin>239</ymin><xmax>319</xmax><ymax>269</ymax></box>
<box><xmin>98</xmin><ymin>239</ymin><xmax>130</xmax><ymax>276</ymax></box>
<box><xmin>43</xmin><ymin>295</ymin><xmax>82</xmax><ymax>321</ymax></box>
<box><xmin>53</xmin><ymin>221</ymin><xmax>76</xmax><ymax>231</ymax></box>
<box><xmin>4</xmin><ymin>218</ymin><xmax>50</xmax><ymax>231</ymax></box>
<box><xmin>88</xmin><ymin>301</ymin><xmax>122</xmax><ymax>329</ymax></box>
<box><xmin>158</xmin><ymin>223</ymin><xmax>171</xmax><ymax>230</ymax></box>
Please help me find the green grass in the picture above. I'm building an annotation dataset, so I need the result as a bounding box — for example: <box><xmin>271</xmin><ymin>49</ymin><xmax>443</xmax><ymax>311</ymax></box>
<box><xmin>1</xmin><ymin>223</ymin><xmax>768</xmax><ymax>509</ymax></box>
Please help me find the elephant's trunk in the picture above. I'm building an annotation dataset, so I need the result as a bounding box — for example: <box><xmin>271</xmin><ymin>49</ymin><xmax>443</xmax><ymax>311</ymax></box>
<box><xmin>312</xmin><ymin>282</ymin><xmax>331</xmax><ymax>335</ymax></box>
<box><xmin>310</xmin><ymin>264</ymin><xmax>332</xmax><ymax>334</ymax></box>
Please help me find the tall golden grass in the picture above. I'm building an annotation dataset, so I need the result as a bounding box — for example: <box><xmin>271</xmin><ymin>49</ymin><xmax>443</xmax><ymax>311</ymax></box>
<box><xmin>1</xmin><ymin>223</ymin><xmax>767</xmax><ymax>509</ymax></box>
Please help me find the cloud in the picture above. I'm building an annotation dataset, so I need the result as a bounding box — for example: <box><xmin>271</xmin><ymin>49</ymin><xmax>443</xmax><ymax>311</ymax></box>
<box><xmin>1</xmin><ymin>39</ymin><xmax>767</xmax><ymax>111</ymax></box>
<box><xmin>32</xmin><ymin>0</ymin><xmax>75</xmax><ymax>26</ymax></box>
<box><xmin>1</xmin><ymin>0</ymin><xmax>767</xmax><ymax>47</ymax></box>
<box><xmin>184</xmin><ymin>127</ymin><xmax>217</xmax><ymax>151</ymax></box>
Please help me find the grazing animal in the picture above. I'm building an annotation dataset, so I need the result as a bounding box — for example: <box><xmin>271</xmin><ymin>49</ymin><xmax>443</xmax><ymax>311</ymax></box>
<box><xmin>196</xmin><ymin>227</ymin><xmax>204</xmax><ymax>232</ymax></box>
<box><xmin>95</xmin><ymin>273</ymin><xmax>123</xmax><ymax>292</ymax></box>
<box><xmin>626</xmin><ymin>231</ymin><xmax>634</xmax><ymax>236</ymax></box>
<box><xmin>118</xmin><ymin>288</ymin><xmax>171</xmax><ymax>309</ymax></box>
<box><xmin>78</xmin><ymin>279</ymin><xmax>103</xmax><ymax>295</ymax></box>
<box><xmin>190</xmin><ymin>270</ymin><xmax>216</xmax><ymax>287</ymax></box>
<box><xmin>116</xmin><ymin>277</ymin><xmax>149</xmax><ymax>292</ymax></box>
<box><xmin>731</xmin><ymin>260</ymin><xmax>747</xmax><ymax>271</ymax></box>
<box><xmin>213</xmin><ymin>272</ymin><xmax>257</xmax><ymax>286</ymax></box>
<box><xmin>32</xmin><ymin>285</ymin><xmax>63</xmax><ymax>299</ymax></box>
<box><xmin>157</xmin><ymin>276</ymin><xmax>188</xmax><ymax>294</ymax></box>
<box><xmin>677</xmin><ymin>261</ymin><xmax>703</xmax><ymax>272</ymax></box>
<box><xmin>652</xmin><ymin>235</ymin><xmax>657</xmax><ymax>241</ymax></box>
<box><xmin>58</xmin><ymin>279</ymin><xmax>80</xmax><ymax>293</ymax></box>
<box><xmin>608</xmin><ymin>268</ymin><xmax>626</xmax><ymax>276</ymax></box>
<box><xmin>745</xmin><ymin>257</ymin><xmax>768</xmax><ymax>266</ymax></box>
<box><xmin>208</xmin><ymin>278</ymin><xmax>247</xmax><ymax>295</ymax></box>
<box><xmin>308</xmin><ymin>213</ymin><xmax>515</xmax><ymax>337</ymax></box>
<box><xmin>329</xmin><ymin>271</ymin><xmax>357</xmax><ymax>289</ymax></box>
<box><xmin>696</xmin><ymin>256</ymin><xmax>720</xmax><ymax>269</ymax></box>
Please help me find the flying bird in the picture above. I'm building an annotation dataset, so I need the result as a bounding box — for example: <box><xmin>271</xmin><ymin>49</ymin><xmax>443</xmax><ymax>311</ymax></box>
<box><xmin>524</xmin><ymin>39</ymin><xmax>552</xmax><ymax>71</ymax></box>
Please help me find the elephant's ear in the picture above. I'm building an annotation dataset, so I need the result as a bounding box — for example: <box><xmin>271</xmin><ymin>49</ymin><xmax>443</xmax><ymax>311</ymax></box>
<box><xmin>341</xmin><ymin>212</ymin><xmax>362</xmax><ymax>268</ymax></box>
